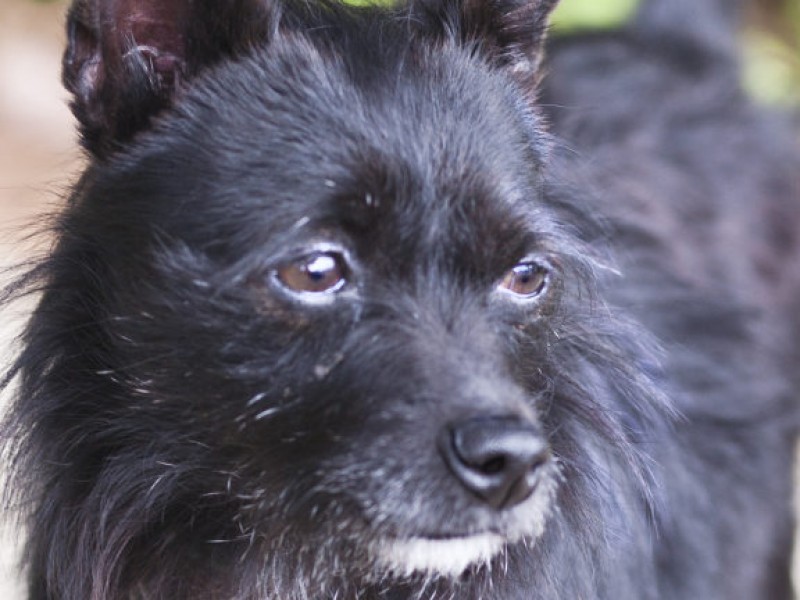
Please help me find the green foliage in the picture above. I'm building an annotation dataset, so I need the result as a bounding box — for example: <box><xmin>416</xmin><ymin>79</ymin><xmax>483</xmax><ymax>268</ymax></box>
<box><xmin>551</xmin><ymin>0</ymin><xmax>639</xmax><ymax>32</ymax></box>
<box><xmin>744</xmin><ymin>31</ymin><xmax>800</xmax><ymax>106</ymax></box>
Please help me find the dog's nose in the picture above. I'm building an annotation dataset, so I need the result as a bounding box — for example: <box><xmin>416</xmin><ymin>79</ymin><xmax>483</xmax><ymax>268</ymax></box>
<box><xmin>438</xmin><ymin>417</ymin><xmax>549</xmax><ymax>510</ymax></box>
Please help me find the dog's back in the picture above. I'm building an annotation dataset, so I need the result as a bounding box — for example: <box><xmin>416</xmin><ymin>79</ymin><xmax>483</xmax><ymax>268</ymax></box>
<box><xmin>545</xmin><ymin>3</ymin><xmax>800</xmax><ymax>596</ymax></box>
<box><xmin>2</xmin><ymin>0</ymin><xmax>799</xmax><ymax>599</ymax></box>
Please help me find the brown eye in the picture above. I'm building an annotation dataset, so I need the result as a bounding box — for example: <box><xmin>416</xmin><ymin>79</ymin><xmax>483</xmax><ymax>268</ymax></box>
<box><xmin>277</xmin><ymin>252</ymin><xmax>347</xmax><ymax>294</ymax></box>
<box><xmin>498</xmin><ymin>262</ymin><xmax>549</xmax><ymax>298</ymax></box>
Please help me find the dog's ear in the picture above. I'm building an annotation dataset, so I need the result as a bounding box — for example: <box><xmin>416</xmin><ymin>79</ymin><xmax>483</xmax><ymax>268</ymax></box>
<box><xmin>417</xmin><ymin>0</ymin><xmax>560</xmax><ymax>82</ymax></box>
<box><xmin>63</xmin><ymin>0</ymin><xmax>273</xmax><ymax>158</ymax></box>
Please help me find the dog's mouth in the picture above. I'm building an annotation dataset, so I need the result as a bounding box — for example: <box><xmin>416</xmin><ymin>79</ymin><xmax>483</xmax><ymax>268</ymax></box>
<box><xmin>365</xmin><ymin>460</ymin><xmax>560</xmax><ymax>579</ymax></box>
<box><xmin>370</xmin><ymin>532</ymin><xmax>506</xmax><ymax>578</ymax></box>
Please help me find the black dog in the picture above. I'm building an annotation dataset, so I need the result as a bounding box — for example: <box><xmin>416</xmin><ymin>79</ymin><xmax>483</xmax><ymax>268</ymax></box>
<box><xmin>2</xmin><ymin>0</ymin><xmax>799</xmax><ymax>597</ymax></box>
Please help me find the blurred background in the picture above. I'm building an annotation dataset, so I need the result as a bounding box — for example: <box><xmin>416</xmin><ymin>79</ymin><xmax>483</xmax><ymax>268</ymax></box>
<box><xmin>0</xmin><ymin>0</ymin><xmax>798</xmax><ymax>596</ymax></box>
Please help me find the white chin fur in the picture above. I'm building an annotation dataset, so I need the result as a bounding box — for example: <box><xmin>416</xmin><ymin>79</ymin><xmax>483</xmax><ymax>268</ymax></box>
<box><xmin>370</xmin><ymin>464</ymin><xmax>558</xmax><ymax>579</ymax></box>
<box><xmin>371</xmin><ymin>533</ymin><xmax>505</xmax><ymax>578</ymax></box>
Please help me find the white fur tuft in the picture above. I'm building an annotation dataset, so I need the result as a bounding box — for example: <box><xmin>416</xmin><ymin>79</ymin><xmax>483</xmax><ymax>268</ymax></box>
<box><xmin>371</xmin><ymin>533</ymin><xmax>505</xmax><ymax>578</ymax></box>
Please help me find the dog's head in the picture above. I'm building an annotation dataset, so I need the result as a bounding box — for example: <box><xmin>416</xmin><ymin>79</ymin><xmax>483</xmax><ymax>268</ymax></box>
<box><xmin>18</xmin><ymin>0</ymin><xmax>666</xmax><ymax>596</ymax></box>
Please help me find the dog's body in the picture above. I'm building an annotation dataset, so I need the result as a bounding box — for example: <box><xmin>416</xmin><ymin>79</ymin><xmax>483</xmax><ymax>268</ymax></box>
<box><xmin>3</xmin><ymin>0</ymin><xmax>799</xmax><ymax>598</ymax></box>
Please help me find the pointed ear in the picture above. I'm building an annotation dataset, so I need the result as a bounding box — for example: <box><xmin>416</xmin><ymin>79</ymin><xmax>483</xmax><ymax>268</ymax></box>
<box><xmin>62</xmin><ymin>0</ymin><xmax>273</xmax><ymax>157</ymax></box>
<box><xmin>418</xmin><ymin>0</ymin><xmax>560</xmax><ymax>82</ymax></box>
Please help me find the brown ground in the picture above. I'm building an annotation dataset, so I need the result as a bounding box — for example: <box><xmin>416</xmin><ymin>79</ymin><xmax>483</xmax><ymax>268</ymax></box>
<box><xmin>1</xmin><ymin>1</ymin><xmax>79</xmax><ymax>595</ymax></box>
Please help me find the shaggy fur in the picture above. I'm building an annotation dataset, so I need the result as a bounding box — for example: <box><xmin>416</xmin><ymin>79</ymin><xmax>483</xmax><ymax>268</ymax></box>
<box><xmin>2</xmin><ymin>0</ymin><xmax>799</xmax><ymax>598</ymax></box>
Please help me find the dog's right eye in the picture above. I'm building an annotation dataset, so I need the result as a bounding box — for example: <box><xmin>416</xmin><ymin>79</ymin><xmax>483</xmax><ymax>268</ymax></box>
<box><xmin>497</xmin><ymin>261</ymin><xmax>549</xmax><ymax>300</ymax></box>
<box><xmin>275</xmin><ymin>252</ymin><xmax>348</xmax><ymax>295</ymax></box>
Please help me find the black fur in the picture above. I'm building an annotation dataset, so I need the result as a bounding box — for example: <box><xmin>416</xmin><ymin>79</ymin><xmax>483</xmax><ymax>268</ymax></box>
<box><xmin>3</xmin><ymin>0</ymin><xmax>799</xmax><ymax>598</ymax></box>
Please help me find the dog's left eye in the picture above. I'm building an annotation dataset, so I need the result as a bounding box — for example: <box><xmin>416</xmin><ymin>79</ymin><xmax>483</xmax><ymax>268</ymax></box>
<box><xmin>276</xmin><ymin>252</ymin><xmax>347</xmax><ymax>294</ymax></box>
<box><xmin>498</xmin><ymin>262</ymin><xmax>549</xmax><ymax>299</ymax></box>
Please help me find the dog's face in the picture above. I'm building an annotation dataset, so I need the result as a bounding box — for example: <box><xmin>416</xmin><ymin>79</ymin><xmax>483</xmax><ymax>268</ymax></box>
<box><xmin>86</xmin><ymin>29</ymin><xmax>561</xmax><ymax>574</ymax></box>
<box><xmin>27</xmin><ymin>0</ymin><xmax>660</xmax><ymax>596</ymax></box>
